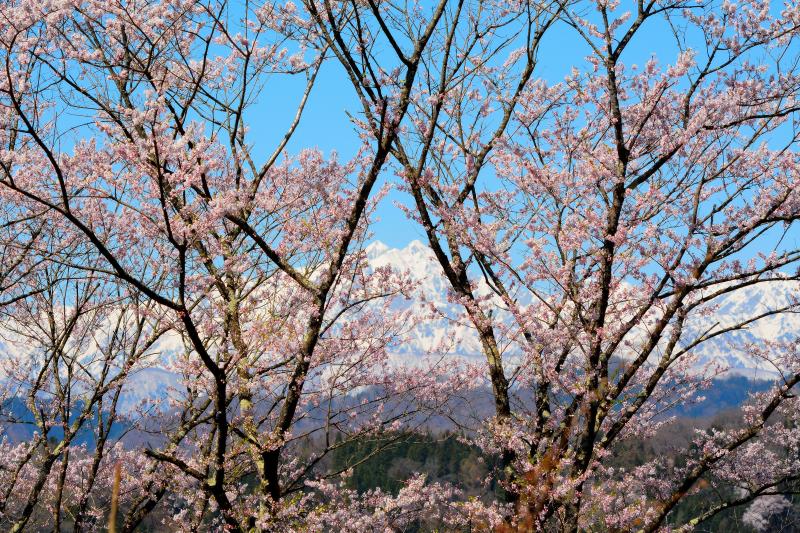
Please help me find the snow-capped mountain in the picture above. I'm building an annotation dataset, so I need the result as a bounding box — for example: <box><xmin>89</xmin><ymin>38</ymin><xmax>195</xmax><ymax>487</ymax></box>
<box><xmin>367</xmin><ymin>240</ymin><xmax>486</xmax><ymax>357</ymax></box>
<box><xmin>366</xmin><ymin>240</ymin><xmax>800</xmax><ymax>375</ymax></box>
<box><xmin>686</xmin><ymin>282</ymin><xmax>800</xmax><ymax>376</ymax></box>
<box><xmin>117</xmin><ymin>367</ymin><xmax>182</xmax><ymax>414</ymax></box>
<box><xmin>5</xmin><ymin>241</ymin><xmax>794</xmax><ymax>417</ymax></box>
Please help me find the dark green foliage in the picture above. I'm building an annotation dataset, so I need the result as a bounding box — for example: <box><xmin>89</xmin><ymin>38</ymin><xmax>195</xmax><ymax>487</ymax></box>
<box><xmin>328</xmin><ymin>431</ymin><xmax>500</xmax><ymax>498</ymax></box>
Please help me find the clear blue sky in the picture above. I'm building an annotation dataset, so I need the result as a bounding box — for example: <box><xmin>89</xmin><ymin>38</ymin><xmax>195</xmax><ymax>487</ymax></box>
<box><xmin>248</xmin><ymin>6</ymin><xmax>799</xmax><ymax>259</ymax></box>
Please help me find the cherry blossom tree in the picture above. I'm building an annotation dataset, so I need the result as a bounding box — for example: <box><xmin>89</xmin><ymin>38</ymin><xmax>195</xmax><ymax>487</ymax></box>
<box><xmin>330</xmin><ymin>0</ymin><xmax>800</xmax><ymax>530</ymax></box>
<box><xmin>0</xmin><ymin>253</ymin><xmax>165</xmax><ymax>532</ymax></box>
<box><xmin>3</xmin><ymin>0</ymin><xmax>800</xmax><ymax>531</ymax></box>
<box><xmin>0</xmin><ymin>0</ymin><xmax>470</xmax><ymax>530</ymax></box>
<box><xmin>743</xmin><ymin>494</ymin><xmax>799</xmax><ymax>532</ymax></box>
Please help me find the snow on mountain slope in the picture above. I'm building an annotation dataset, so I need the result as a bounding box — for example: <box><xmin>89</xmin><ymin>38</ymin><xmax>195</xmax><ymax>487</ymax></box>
<box><xmin>6</xmin><ymin>242</ymin><xmax>793</xmax><ymax>414</ymax></box>
<box><xmin>117</xmin><ymin>367</ymin><xmax>182</xmax><ymax>414</ymax></box>
<box><xmin>366</xmin><ymin>240</ymin><xmax>800</xmax><ymax>374</ymax></box>
<box><xmin>366</xmin><ymin>240</ymin><xmax>486</xmax><ymax>357</ymax></box>
<box><xmin>367</xmin><ymin>240</ymin><xmax>452</xmax><ymax>299</ymax></box>
<box><xmin>686</xmin><ymin>282</ymin><xmax>800</xmax><ymax>375</ymax></box>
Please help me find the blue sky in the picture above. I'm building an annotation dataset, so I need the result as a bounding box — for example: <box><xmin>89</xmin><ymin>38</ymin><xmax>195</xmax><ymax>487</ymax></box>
<box><xmin>251</xmin><ymin>16</ymin><xmax>679</xmax><ymax>248</ymax></box>
<box><xmin>247</xmin><ymin>4</ymin><xmax>799</xmax><ymax>261</ymax></box>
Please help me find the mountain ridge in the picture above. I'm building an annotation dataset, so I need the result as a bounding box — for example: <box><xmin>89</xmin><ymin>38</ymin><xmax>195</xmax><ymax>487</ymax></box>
<box><xmin>369</xmin><ymin>240</ymin><xmax>800</xmax><ymax>377</ymax></box>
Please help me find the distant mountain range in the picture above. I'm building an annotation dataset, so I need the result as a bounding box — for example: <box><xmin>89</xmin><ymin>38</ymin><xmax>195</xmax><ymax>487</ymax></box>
<box><xmin>60</xmin><ymin>241</ymin><xmax>800</xmax><ymax>414</ymax></box>
<box><xmin>0</xmin><ymin>372</ymin><xmax>776</xmax><ymax>448</ymax></box>
<box><xmin>2</xmin><ymin>241</ymin><xmax>796</xmax><ymax>437</ymax></box>
<box><xmin>368</xmin><ymin>240</ymin><xmax>800</xmax><ymax>377</ymax></box>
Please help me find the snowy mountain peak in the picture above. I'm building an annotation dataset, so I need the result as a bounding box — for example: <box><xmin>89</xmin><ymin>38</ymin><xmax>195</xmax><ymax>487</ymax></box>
<box><xmin>107</xmin><ymin>246</ymin><xmax>800</xmax><ymax>412</ymax></box>
<box><xmin>364</xmin><ymin>240</ymin><xmax>389</xmax><ymax>259</ymax></box>
<box><xmin>404</xmin><ymin>239</ymin><xmax>429</xmax><ymax>255</ymax></box>
<box><xmin>365</xmin><ymin>240</ymin><xmax>800</xmax><ymax>373</ymax></box>
<box><xmin>366</xmin><ymin>239</ymin><xmax>438</xmax><ymax>276</ymax></box>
